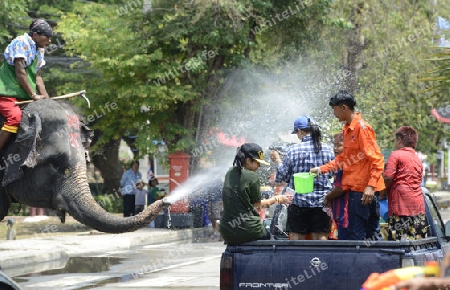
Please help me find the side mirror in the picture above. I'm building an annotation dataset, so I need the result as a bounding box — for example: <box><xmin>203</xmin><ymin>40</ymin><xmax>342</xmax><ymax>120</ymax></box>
<box><xmin>445</xmin><ymin>220</ymin><xmax>450</xmax><ymax>237</ymax></box>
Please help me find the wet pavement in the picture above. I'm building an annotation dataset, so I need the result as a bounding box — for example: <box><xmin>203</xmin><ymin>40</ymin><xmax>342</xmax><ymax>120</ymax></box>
<box><xmin>429</xmin><ymin>190</ymin><xmax>450</xmax><ymax>222</ymax></box>
<box><xmin>13</xmin><ymin>242</ymin><xmax>224</xmax><ymax>290</ymax></box>
<box><xmin>0</xmin><ymin>225</ymin><xmax>215</xmax><ymax>278</ymax></box>
<box><xmin>0</xmin><ymin>189</ymin><xmax>447</xmax><ymax>288</ymax></box>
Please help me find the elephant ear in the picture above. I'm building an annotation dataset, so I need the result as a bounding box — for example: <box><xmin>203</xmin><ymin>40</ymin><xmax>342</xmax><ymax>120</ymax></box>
<box><xmin>2</xmin><ymin>108</ymin><xmax>42</xmax><ymax>186</ymax></box>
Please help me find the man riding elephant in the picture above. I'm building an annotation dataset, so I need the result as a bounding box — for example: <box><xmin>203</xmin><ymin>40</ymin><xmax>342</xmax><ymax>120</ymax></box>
<box><xmin>0</xmin><ymin>19</ymin><xmax>171</xmax><ymax>233</ymax></box>
<box><xmin>0</xmin><ymin>19</ymin><xmax>52</xmax><ymax>152</ymax></box>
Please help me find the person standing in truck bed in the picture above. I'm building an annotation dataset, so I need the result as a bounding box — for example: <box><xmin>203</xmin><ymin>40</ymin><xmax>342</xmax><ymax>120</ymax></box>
<box><xmin>384</xmin><ymin>126</ymin><xmax>429</xmax><ymax>241</ymax></box>
<box><xmin>311</xmin><ymin>90</ymin><xmax>385</xmax><ymax>241</ymax></box>
<box><xmin>323</xmin><ymin>132</ymin><xmax>348</xmax><ymax>240</ymax></box>
<box><xmin>271</xmin><ymin>116</ymin><xmax>334</xmax><ymax>240</ymax></box>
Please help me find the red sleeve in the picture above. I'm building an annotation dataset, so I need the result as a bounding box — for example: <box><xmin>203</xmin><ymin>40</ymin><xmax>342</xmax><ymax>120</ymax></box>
<box><xmin>384</xmin><ymin>152</ymin><xmax>398</xmax><ymax>178</ymax></box>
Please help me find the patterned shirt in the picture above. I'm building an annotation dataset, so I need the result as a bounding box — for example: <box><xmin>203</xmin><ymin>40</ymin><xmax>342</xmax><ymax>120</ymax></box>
<box><xmin>331</xmin><ymin>170</ymin><xmax>348</xmax><ymax>228</ymax></box>
<box><xmin>276</xmin><ymin>135</ymin><xmax>334</xmax><ymax>207</ymax></box>
<box><xmin>120</xmin><ymin>169</ymin><xmax>142</xmax><ymax>195</ymax></box>
<box><xmin>4</xmin><ymin>33</ymin><xmax>46</xmax><ymax>71</ymax></box>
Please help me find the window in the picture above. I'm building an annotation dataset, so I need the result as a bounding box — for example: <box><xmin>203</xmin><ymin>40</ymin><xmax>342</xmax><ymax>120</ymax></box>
<box><xmin>425</xmin><ymin>193</ymin><xmax>445</xmax><ymax>241</ymax></box>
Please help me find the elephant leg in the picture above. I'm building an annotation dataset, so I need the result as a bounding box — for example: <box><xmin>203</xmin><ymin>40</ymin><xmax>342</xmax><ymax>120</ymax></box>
<box><xmin>0</xmin><ymin>130</ymin><xmax>13</xmax><ymax>152</ymax></box>
<box><xmin>0</xmin><ymin>189</ymin><xmax>10</xmax><ymax>221</ymax></box>
<box><xmin>57</xmin><ymin>209</ymin><xmax>66</xmax><ymax>223</ymax></box>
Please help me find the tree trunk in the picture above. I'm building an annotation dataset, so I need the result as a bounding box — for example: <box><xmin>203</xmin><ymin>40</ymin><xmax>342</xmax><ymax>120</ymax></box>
<box><xmin>343</xmin><ymin>3</ymin><xmax>367</xmax><ymax>93</ymax></box>
<box><xmin>189</xmin><ymin>49</ymin><xmax>226</xmax><ymax>174</ymax></box>
<box><xmin>190</xmin><ymin>73</ymin><xmax>223</xmax><ymax>174</ymax></box>
<box><xmin>91</xmin><ymin>135</ymin><xmax>123</xmax><ymax>193</ymax></box>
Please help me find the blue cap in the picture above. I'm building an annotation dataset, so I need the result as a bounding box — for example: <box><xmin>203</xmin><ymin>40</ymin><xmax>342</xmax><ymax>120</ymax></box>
<box><xmin>291</xmin><ymin>116</ymin><xmax>311</xmax><ymax>134</ymax></box>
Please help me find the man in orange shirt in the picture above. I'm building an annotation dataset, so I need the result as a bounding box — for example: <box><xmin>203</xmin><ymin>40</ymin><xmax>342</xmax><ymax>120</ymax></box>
<box><xmin>311</xmin><ymin>90</ymin><xmax>385</xmax><ymax>240</ymax></box>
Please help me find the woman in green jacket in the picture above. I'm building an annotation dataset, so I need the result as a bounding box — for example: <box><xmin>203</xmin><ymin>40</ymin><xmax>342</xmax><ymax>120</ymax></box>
<box><xmin>220</xmin><ymin>143</ymin><xmax>292</xmax><ymax>244</ymax></box>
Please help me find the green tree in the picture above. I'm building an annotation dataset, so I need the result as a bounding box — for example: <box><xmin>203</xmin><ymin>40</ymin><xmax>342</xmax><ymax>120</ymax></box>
<box><xmin>320</xmin><ymin>0</ymin><xmax>449</xmax><ymax>158</ymax></box>
<box><xmin>0</xmin><ymin>0</ymin><xmax>29</xmax><ymax>47</ymax></box>
<box><xmin>54</xmin><ymin>0</ymin><xmax>333</xmax><ymax>188</ymax></box>
<box><xmin>421</xmin><ymin>48</ymin><xmax>450</xmax><ymax>108</ymax></box>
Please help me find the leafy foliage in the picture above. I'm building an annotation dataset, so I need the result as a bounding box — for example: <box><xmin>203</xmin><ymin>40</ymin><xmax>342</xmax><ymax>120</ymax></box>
<box><xmin>0</xmin><ymin>0</ymin><xmax>29</xmax><ymax>46</ymax></box>
<box><xmin>55</xmin><ymin>0</ymin><xmax>333</xmax><ymax>164</ymax></box>
<box><xmin>319</xmin><ymin>0</ymin><xmax>449</xmax><ymax>158</ymax></box>
<box><xmin>2</xmin><ymin>0</ymin><xmax>449</xmax><ymax>180</ymax></box>
<box><xmin>421</xmin><ymin>48</ymin><xmax>450</xmax><ymax>105</ymax></box>
<box><xmin>94</xmin><ymin>194</ymin><xmax>123</xmax><ymax>213</ymax></box>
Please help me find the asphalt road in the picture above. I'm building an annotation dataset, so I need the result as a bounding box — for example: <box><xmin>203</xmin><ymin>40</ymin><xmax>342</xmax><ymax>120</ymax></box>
<box><xmin>4</xmin><ymin>190</ymin><xmax>449</xmax><ymax>289</ymax></box>
<box><xmin>13</xmin><ymin>241</ymin><xmax>225</xmax><ymax>290</ymax></box>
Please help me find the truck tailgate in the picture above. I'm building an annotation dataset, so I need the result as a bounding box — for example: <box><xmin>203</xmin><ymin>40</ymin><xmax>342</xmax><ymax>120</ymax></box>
<box><xmin>226</xmin><ymin>239</ymin><xmax>439</xmax><ymax>290</ymax></box>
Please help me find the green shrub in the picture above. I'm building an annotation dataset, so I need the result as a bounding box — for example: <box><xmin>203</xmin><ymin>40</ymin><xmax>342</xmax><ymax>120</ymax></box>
<box><xmin>94</xmin><ymin>193</ymin><xmax>123</xmax><ymax>213</ymax></box>
<box><xmin>8</xmin><ymin>204</ymin><xmax>29</xmax><ymax>216</ymax></box>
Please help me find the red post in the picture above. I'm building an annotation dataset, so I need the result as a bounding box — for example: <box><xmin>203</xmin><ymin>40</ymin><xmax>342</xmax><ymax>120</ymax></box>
<box><xmin>168</xmin><ymin>151</ymin><xmax>190</xmax><ymax>213</ymax></box>
<box><xmin>30</xmin><ymin>207</ymin><xmax>45</xmax><ymax>216</ymax></box>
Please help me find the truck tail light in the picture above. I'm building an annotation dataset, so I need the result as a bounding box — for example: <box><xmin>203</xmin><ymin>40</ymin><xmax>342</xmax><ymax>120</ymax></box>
<box><xmin>220</xmin><ymin>254</ymin><xmax>233</xmax><ymax>290</ymax></box>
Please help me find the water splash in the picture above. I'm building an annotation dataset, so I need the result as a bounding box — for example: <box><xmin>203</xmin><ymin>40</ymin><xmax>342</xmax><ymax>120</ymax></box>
<box><xmin>213</xmin><ymin>66</ymin><xmax>343</xmax><ymax>150</ymax></box>
<box><xmin>165</xmin><ymin>166</ymin><xmax>227</xmax><ymax>204</ymax></box>
<box><xmin>167</xmin><ymin>64</ymin><xmax>345</xmax><ymax>201</ymax></box>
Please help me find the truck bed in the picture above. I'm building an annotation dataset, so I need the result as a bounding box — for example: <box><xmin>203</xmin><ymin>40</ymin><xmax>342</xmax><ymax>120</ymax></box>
<box><xmin>221</xmin><ymin>237</ymin><xmax>444</xmax><ymax>290</ymax></box>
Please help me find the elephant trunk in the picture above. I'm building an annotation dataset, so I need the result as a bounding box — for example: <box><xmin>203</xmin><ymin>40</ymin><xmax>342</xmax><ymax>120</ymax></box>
<box><xmin>57</xmin><ymin>166</ymin><xmax>166</xmax><ymax>233</ymax></box>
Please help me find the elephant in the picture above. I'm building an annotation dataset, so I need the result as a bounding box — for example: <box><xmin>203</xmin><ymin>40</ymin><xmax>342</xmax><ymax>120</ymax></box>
<box><xmin>0</xmin><ymin>99</ymin><xmax>167</xmax><ymax>233</ymax></box>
